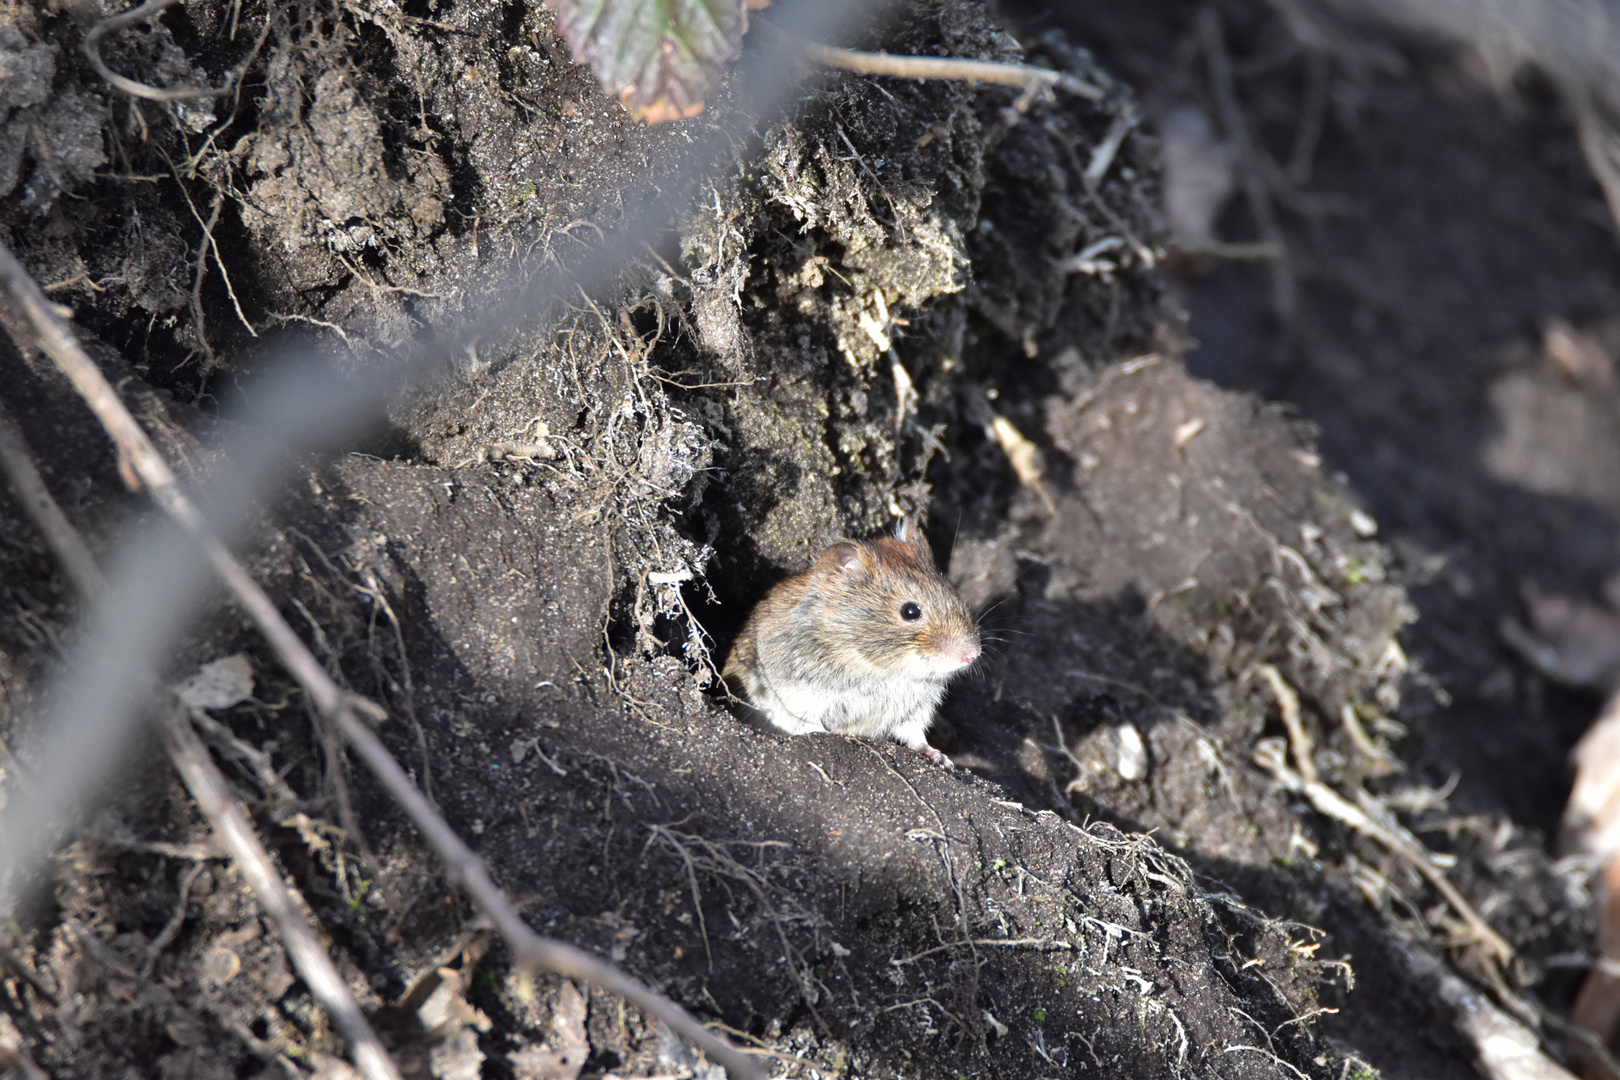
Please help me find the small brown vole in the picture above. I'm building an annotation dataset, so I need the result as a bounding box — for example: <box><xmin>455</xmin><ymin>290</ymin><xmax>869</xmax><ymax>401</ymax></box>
<box><xmin>722</xmin><ymin>519</ymin><xmax>981</xmax><ymax>767</ymax></box>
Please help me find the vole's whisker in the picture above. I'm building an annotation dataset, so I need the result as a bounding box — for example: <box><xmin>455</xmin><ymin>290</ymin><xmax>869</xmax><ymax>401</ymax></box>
<box><xmin>975</xmin><ymin>596</ymin><xmax>1016</xmax><ymax>619</ymax></box>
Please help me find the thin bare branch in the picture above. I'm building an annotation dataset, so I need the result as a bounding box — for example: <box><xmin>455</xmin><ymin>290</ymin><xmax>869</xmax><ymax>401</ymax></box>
<box><xmin>761</xmin><ymin>19</ymin><xmax>1103</xmax><ymax>106</ymax></box>
<box><xmin>0</xmin><ymin>238</ymin><xmax>336</xmax><ymax>710</ymax></box>
<box><xmin>810</xmin><ymin>43</ymin><xmax>1101</xmax><ymax>100</ymax></box>
<box><xmin>0</xmin><ymin>263</ymin><xmax>396</xmax><ymax>1076</ymax></box>
<box><xmin>0</xmin><ymin>399</ymin><xmax>104</xmax><ymax>598</ymax></box>
<box><xmin>159</xmin><ymin>701</ymin><xmax>404</xmax><ymax>1080</ymax></box>
<box><xmin>333</xmin><ymin>708</ymin><xmax>764</xmax><ymax>1079</ymax></box>
<box><xmin>0</xmin><ymin>235</ymin><xmax>764</xmax><ymax>1080</ymax></box>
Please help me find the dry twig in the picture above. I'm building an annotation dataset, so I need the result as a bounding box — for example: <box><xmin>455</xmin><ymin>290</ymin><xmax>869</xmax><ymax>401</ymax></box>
<box><xmin>159</xmin><ymin>701</ymin><xmax>404</xmax><ymax>1080</ymax></box>
<box><xmin>0</xmin><ymin>274</ymin><xmax>398</xmax><ymax>1076</ymax></box>
<box><xmin>0</xmin><ymin>236</ymin><xmax>763</xmax><ymax>1080</ymax></box>
<box><xmin>1404</xmin><ymin>944</ymin><xmax>1581</xmax><ymax>1080</ymax></box>
<box><xmin>758</xmin><ymin>19</ymin><xmax>1103</xmax><ymax>107</ymax></box>
<box><xmin>0</xmin><ymin>399</ymin><xmax>104</xmax><ymax>598</ymax></box>
<box><xmin>807</xmin><ymin>43</ymin><xmax>1102</xmax><ymax>105</ymax></box>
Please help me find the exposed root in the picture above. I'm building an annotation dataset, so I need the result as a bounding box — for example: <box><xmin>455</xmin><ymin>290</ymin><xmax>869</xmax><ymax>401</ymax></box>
<box><xmin>84</xmin><ymin>0</ymin><xmax>239</xmax><ymax>102</ymax></box>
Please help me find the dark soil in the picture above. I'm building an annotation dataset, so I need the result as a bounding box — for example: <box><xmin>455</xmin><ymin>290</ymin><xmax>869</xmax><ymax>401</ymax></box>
<box><xmin>0</xmin><ymin>0</ymin><xmax>1615</xmax><ymax>1078</ymax></box>
<box><xmin>1026</xmin><ymin>0</ymin><xmax>1620</xmax><ymax>839</ymax></box>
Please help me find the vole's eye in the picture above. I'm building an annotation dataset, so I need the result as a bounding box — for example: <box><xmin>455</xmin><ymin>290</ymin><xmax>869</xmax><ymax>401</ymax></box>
<box><xmin>900</xmin><ymin>601</ymin><xmax>922</xmax><ymax>622</ymax></box>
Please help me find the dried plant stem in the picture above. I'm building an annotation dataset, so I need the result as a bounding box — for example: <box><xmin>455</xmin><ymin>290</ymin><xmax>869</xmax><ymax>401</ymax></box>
<box><xmin>0</xmin><ymin>399</ymin><xmax>104</xmax><ymax>598</ymax></box>
<box><xmin>0</xmin><ymin>241</ymin><xmax>328</xmax><ymax>701</ymax></box>
<box><xmin>759</xmin><ymin>20</ymin><xmax>1102</xmax><ymax>105</ymax></box>
<box><xmin>806</xmin><ymin>42</ymin><xmax>1102</xmax><ymax>100</ymax></box>
<box><xmin>160</xmin><ymin>703</ymin><xmax>404</xmax><ymax>1080</ymax></box>
<box><xmin>1254</xmin><ymin>739</ymin><xmax>1513</xmax><ymax>963</ymax></box>
<box><xmin>0</xmin><ymin>236</ymin><xmax>763</xmax><ymax>1080</ymax></box>
<box><xmin>1254</xmin><ymin>664</ymin><xmax>1314</xmax><ymax>784</ymax></box>
<box><xmin>0</xmin><ymin>243</ymin><xmax>400</xmax><ymax>1079</ymax></box>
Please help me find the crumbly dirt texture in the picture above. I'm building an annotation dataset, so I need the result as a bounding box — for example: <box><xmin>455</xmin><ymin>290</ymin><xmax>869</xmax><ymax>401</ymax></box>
<box><xmin>0</xmin><ymin>0</ymin><xmax>1615</xmax><ymax>1078</ymax></box>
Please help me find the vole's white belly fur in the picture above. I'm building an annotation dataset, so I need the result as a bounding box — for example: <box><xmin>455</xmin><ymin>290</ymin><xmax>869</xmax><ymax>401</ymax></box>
<box><xmin>743</xmin><ymin>668</ymin><xmax>946</xmax><ymax>747</ymax></box>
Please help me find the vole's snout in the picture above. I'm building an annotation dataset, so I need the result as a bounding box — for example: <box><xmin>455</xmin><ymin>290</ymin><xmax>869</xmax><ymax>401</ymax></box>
<box><xmin>945</xmin><ymin>632</ymin><xmax>981</xmax><ymax>669</ymax></box>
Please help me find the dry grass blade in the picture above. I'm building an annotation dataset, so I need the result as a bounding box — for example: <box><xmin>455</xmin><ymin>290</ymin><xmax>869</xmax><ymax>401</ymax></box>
<box><xmin>0</xmin><ymin>235</ymin><xmax>763</xmax><ymax>1080</ymax></box>
<box><xmin>159</xmin><ymin>701</ymin><xmax>404</xmax><ymax>1080</ymax></box>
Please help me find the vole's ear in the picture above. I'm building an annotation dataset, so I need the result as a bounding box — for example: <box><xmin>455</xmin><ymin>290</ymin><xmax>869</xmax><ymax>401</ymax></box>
<box><xmin>894</xmin><ymin>516</ymin><xmax>929</xmax><ymax>555</ymax></box>
<box><xmin>818</xmin><ymin>541</ymin><xmax>867</xmax><ymax>578</ymax></box>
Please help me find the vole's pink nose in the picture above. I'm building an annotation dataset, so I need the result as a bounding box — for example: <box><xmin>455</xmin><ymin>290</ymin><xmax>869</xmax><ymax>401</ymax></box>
<box><xmin>933</xmin><ymin>632</ymin><xmax>980</xmax><ymax>670</ymax></box>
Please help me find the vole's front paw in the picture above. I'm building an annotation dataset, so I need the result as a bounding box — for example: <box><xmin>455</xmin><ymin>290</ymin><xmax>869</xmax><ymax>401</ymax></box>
<box><xmin>914</xmin><ymin>743</ymin><xmax>954</xmax><ymax>769</ymax></box>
